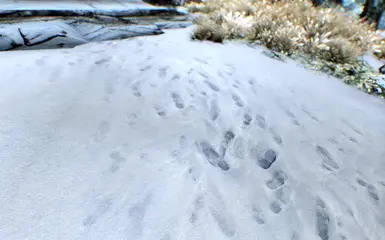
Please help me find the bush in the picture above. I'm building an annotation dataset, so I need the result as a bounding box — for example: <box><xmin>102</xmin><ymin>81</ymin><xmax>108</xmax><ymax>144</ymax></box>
<box><xmin>187</xmin><ymin>0</ymin><xmax>385</xmax><ymax>97</ymax></box>
<box><xmin>190</xmin><ymin>16</ymin><xmax>226</xmax><ymax>42</ymax></box>
<box><xmin>187</xmin><ymin>0</ymin><xmax>379</xmax><ymax>64</ymax></box>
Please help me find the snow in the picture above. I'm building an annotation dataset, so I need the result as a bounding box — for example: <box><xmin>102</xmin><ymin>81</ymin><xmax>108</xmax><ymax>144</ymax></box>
<box><xmin>363</xmin><ymin>52</ymin><xmax>384</xmax><ymax>70</ymax></box>
<box><xmin>0</xmin><ymin>0</ymin><xmax>189</xmax><ymax>51</ymax></box>
<box><xmin>0</xmin><ymin>0</ymin><xmax>160</xmax><ymax>12</ymax></box>
<box><xmin>362</xmin><ymin>53</ymin><xmax>385</xmax><ymax>89</ymax></box>
<box><xmin>155</xmin><ymin>21</ymin><xmax>192</xmax><ymax>29</ymax></box>
<box><xmin>0</xmin><ymin>20</ymin><xmax>164</xmax><ymax>50</ymax></box>
<box><xmin>0</xmin><ymin>27</ymin><xmax>385</xmax><ymax>240</ymax></box>
<box><xmin>0</xmin><ymin>0</ymin><xmax>184</xmax><ymax>19</ymax></box>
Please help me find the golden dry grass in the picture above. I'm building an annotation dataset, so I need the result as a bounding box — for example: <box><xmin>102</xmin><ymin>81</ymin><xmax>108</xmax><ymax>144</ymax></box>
<box><xmin>187</xmin><ymin>0</ymin><xmax>385</xmax><ymax>97</ymax></box>
<box><xmin>190</xmin><ymin>16</ymin><xmax>227</xmax><ymax>42</ymax></box>
<box><xmin>187</xmin><ymin>0</ymin><xmax>380</xmax><ymax>64</ymax></box>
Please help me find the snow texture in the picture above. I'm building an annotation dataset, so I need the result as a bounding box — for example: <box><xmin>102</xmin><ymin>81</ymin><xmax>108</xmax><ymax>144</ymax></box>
<box><xmin>0</xmin><ymin>0</ymin><xmax>158</xmax><ymax>12</ymax></box>
<box><xmin>0</xmin><ymin>20</ymin><xmax>165</xmax><ymax>50</ymax></box>
<box><xmin>0</xmin><ymin>27</ymin><xmax>385</xmax><ymax>240</ymax></box>
<box><xmin>155</xmin><ymin>21</ymin><xmax>192</xmax><ymax>29</ymax></box>
<box><xmin>0</xmin><ymin>0</ymin><xmax>185</xmax><ymax>18</ymax></box>
<box><xmin>0</xmin><ymin>1</ymin><xmax>189</xmax><ymax>51</ymax></box>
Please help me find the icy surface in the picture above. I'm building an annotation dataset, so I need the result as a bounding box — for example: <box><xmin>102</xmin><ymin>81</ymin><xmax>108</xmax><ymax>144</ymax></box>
<box><xmin>1</xmin><ymin>27</ymin><xmax>385</xmax><ymax>240</ymax></box>
<box><xmin>0</xmin><ymin>20</ymin><xmax>164</xmax><ymax>50</ymax></box>
<box><xmin>0</xmin><ymin>0</ymin><xmax>189</xmax><ymax>51</ymax></box>
<box><xmin>0</xmin><ymin>0</ymin><xmax>158</xmax><ymax>11</ymax></box>
<box><xmin>0</xmin><ymin>0</ymin><xmax>182</xmax><ymax>19</ymax></box>
<box><xmin>155</xmin><ymin>21</ymin><xmax>192</xmax><ymax>29</ymax></box>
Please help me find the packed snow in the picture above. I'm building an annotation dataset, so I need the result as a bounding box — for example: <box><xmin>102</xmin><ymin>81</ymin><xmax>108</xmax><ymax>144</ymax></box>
<box><xmin>0</xmin><ymin>27</ymin><xmax>385</xmax><ymax>240</ymax></box>
<box><xmin>0</xmin><ymin>0</ymin><xmax>190</xmax><ymax>51</ymax></box>
<box><xmin>0</xmin><ymin>0</ymin><xmax>184</xmax><ymax>19</ymax></box>
<box><xmin>0</xmin><ymin>20</ymin><xmax>167</xmax><ymax>50</ymax></box>
<box><xmin>0</xmin><ymin>0</ymin><xmax>154</xmax><ymax>12</ymax></box>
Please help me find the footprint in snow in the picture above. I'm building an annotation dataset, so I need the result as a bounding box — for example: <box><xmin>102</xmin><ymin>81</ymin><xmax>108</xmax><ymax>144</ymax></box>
<box><xmin>316</xmin><ymin>145</ymin><xmax>339</xmax><ymax>171</ymax></box>
<box><xmin>209</xmin><ymin>99</ymin><xmax>220</xmax><ymax>121</ymax></box>
<box><xmin>199</xmin><ymin>142</ymin><xmax>230</xmax><ymax>171</ymax></box>
<box><xmin>232</xmin><ymin>93</ymin><xmax>244</xmax><ymax>107</ymax></box>
<box><xmin>140</xmin><ymin>65</ymin><xmax>151</xmax><ymax>72</ymax></box>
<box><xmin>266</xmin><ymin>170</ymin><xmax>288</xmax><ymax>190</ymax></box>
<box><xmin>243</xmin><ymin>113</ymin><xmax>252</xmax><ymax>127</ymax></box>
<box><xmin>190</xmin><ymin>196</ymin><xmax>204</xmax><ymax>223</ymax></box>
<box><xmin>270</xmin><ymin>200</ymin><xmax>282</xmax><ymax>214</ymax></box>
<box><xmin>210</xmin><ymin>206</ymin><xmax>236</xmax><ymax>237</ymax></box>
<box><xmin>232</xmin><ymin>137</ymin><xmax>246</xmax><ymax>160</ymax></box>
<box><xmin>258</xmin><ymin>149</ymin><xmax>278</xmax><ymax>169</ymax></box>
<box><xmin>282</xmin><ymin>108</ymin><xmax>301</xmax><ymax>126</ymax></box>
<box><xmin>158</xmin><ymin>67</ymin><xmax>168</xmax><ymax>79</ymax></box>
<box><xmin>131</xmin><ymin>83</ymin><xmax>141</xmax><ymax>97</ymax></box>
<box><xmin>219</xmin><ymin>131</ymin><xmax>235</xmax><ymax>157</ymax></box>
<box><xmin>316</xmin><ymin>198</ymin><xmax>331</xmax><ymax>240</ymax></box>
<box><xmin>302</xmin><ymin>108</ymin><xmax>320</xmax><ymax>122</ymax></box>
<box><xmin>252</xmin><ymin>204</ymin><xmax>266</xmax><ymax>224</ymax></box>
<box><xmin>356</xmin><ymin>178</ymin><xmax>380</xmax><ymax>203</ymax></box>
<box><xmin>95</xmin><ymin>58</ymin><xmax>110</xmax><ymax>65</ymax></box>
<box><xmin>270</xmin><ymin>129</ymin><xmax>283</xmax><ymax>145</ymax></box>
<box><xmin>171</xmin><ymin>93</ymin><xmax>185</xmax><ymax>109</ymax></box>
<box><xmin>155</xmin><ymin>106</ymin><xmax>167</xmax><ymax>117</ymax></box>
<box><xmin>194</xmin><ymin>57</ymin><xmax>209</xmax><ymax>65</ymax></box>
<box><xmin>83</xmin><ymin>197</ymin><xmax>112</xmax><ymax>227</ymax></box>
<box><xmin>204</xmin><ymin>80</ymin><xmax>220</xmax><ymax>92</ymax></box>
<box><xmin>171</xmin><ymin>74</ymin><xmax>181</xmax><ymax>81</ymax></box>
<box><xmin>255</xmin><ymin>114</ymin><xmax>267</xmax><ymax>129</ymax></box>
<box><xmin>275</xmin><ymin>185</ymin><xmax>292</xmax><ymax>205</ymax></box>
<box><xmin>109</xmin><ymin>151</ymin><xmax>127</xmax><ymax>173</ymax></box>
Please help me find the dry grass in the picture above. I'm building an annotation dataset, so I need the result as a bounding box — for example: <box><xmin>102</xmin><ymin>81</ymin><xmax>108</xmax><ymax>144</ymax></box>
<box><xmin>190</xmin><ymin>16</ymin><xmax>227</xmax><ymax>42</ymax></box>
<box><xmin>187</xmin><ymin>0</ymin><xmax>378</xmax><ymax>63</ymax></box>
<box><xmin>187</xmin><ymin>0</ymin><xmax>385</xmax><ymax>97</ymax></box>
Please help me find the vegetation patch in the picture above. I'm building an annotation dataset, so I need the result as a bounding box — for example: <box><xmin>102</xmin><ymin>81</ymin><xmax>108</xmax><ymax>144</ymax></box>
<box><xmin>186</xmin><ymin>0</ymin><xmax>385</xmax><ymax>98</ymax></box>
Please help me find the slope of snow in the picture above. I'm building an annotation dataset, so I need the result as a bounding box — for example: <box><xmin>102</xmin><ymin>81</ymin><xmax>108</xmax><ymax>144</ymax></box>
<box><xmin>0</xmin><ymin>27</ymin><xmax>385</xmax><ymax>240</ymax></box>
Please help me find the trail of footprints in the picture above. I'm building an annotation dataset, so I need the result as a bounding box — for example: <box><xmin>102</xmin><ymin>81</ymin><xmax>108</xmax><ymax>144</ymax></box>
<box><xmin>196</xmin><ymin>101</ymin><xmax>355</xmax><ymax>240</ymax></box>
<box><xmin>109</xmin><ymin>63</ymin><xmax>379</xmax><ymax>239</ymax></box>
<box><xmin>261</xmin><ymin>169</ymin><xmax>290</xmax><ymax>216</ymax></box>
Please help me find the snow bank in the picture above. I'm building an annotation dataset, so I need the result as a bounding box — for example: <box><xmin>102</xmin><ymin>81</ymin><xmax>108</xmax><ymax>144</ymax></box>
<box><xmin>0</xmin><ymin>27</ymin><xmax>384</xmax><ymax>240</ymax></box>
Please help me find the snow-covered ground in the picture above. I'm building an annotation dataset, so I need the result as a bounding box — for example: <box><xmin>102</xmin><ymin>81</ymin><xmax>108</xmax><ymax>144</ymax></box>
<box><xmin>0</xmin><ymin>27</ymin><xmax>385</xmax><ymax>240</ymax></box>
<box><xmin>0</xmin><ymin>0</ymin><xmax>182</xmax><ymax>18</ymax></box>
<box><xmin>0</xmin><ymin>0</ymin><xmax>190</xmax><ymax>51</ymax></box>
<box><xmin>0</xmin><ymin>19</ymin><xmax>168</xmax><ymax>51</ymax></box>
<box><xmin>0</xmin><ymin>0</ymin><xmax>151</xmax><ymax>12</ymax></box>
